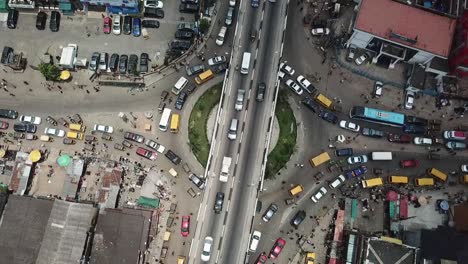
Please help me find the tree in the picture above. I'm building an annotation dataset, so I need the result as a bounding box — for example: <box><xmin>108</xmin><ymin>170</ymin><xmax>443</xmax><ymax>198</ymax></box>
<box><xmin>199</xmin><ymin>18</ymin><xmax>210</xmax><ymax>34</ymax></box>
<box><xmin>38</xmin><ymin>62</ymin><xmax>60</xmax><ymax>81</ymax></box>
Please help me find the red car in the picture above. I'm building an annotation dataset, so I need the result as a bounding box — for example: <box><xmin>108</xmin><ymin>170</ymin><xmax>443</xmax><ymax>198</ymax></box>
<box><xmin>103</xmin><ymin>17</ymin><xmax>111</xmax><ymax>34</ymax></box>
<box><xmin>269</xmin><ymin>238</ymin><xmax>286</xmax><ymax>259</ymax></box>
<box><xmin>0</xmin><ymin>121</ymin><xmax>8</xmax><ymax>129</ymax></box>
<box><xmin>181</xmin><ymin>215</ymin><xmax>190</xmax><ymax>237</ymax></box>
<box><xmin>136</xmin><ymin>147</ymin><xmax>157</xmax><ymax>160</ymax></box>
<box><xmin>400</xmin><ymin>159</ymin><xmax>419</xmax><ymax>168</ymax></box>
<box><xmin>388</xmin><ymin>133</ymin><xmax>412</xmax><ymax>143</ymax></box>
<box><xmin>254</xmin><ymin>252</ymin><xmax>267</xmax><ymax>264</ymax></box>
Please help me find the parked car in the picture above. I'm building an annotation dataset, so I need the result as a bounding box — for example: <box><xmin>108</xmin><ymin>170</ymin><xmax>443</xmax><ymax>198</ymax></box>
<box><xmin>212</xmin><ymin>63</ymin><xmax>228</xmax><ymax>74</ymax></box>
<box><xmin>103</xmin><ymin>17</ymin><xmax>111</xmax><ymax>34</ymax></box>
<box><xmin>339</xmin><ymin>120</ymin><xmax>360</xmax><ymax>132</ymax></box>
<box><xmin>269</xmin><ymin>238</ymin><xmax>286</xmax><ymax>259</ymax></box>
<box><xmin>347</xmin><ymin>155</ymin><xmax>368</xmax><ymax>165</ymax></box>
<box><xmin>302</xmin><ymin>98</ymin><xmax>320</xmax><ymax>113</ymax></box>
<box><xmin>7</xmin><ymin>9</ymin><xmax>19</xmax><ymax>29</ymax></box>
<box><xmin>311</xmin><ymin>27</ymin><xmax>330</xmax><ymax>35</ymax></box>
<box><xmin>123</xmin><ymin>16</ymin><xmax>132</xmax><ymax>34</ymax></box>
<box><xmin>318</xmin><ymin>111</ymin><xmax>338</xmax><ymax>124</ymax></box>
<box><xmin>229</xmin><ymin>0</ymin><xmax>236</xmax><ymax>6</ymax></box>
<box><xmin>225</xmin><ymin>7</ymin><xmax>234</xmax><ymax>26</ymax></box>
<box><xmin>256</xmin><ymin>82</ymin><xmax>266</xmax><ymax>102</ymax></box>
<box><xmin>405</xmin><ymin>91</ymin><xmax>415</xmax><ymax>109</ymax></box>
<box><xmin>335</xmin><ymin>148</ymin><xmax>353</xmax><ymax>157</ymax></box>
<box><xmin>235</xmin><ymin>90</ymin><xmax>245</xmax><ymax>111</ymax></box>
<box><xmin>329</xmin><ymin>175</ymin><xmax>346</xmax><ymax>189</ymax></box>
<box><xmin>285</xmin><ymin>79</ymin><xmax>303</xmax><ymax>95</ymax></box>
<box><xmin>132</xmin><ymin>17</ymin><xmax>141</xmax><ymax>37</ymax></box>
<box><xmin>443</xmin><ymin>130</ymin><xmax>466</xmax><ymax>141</ymax></box>
<box><xmin>290</xmin><ymin>210</ymin><xmax>306</xmax><ymax>228</ymax></box>
<box><xmin>98</xmin><ymin>52</ymin><xmax>108</xmax><ymax>71</ymax></box>
<box><xmin>262</xmin><ymin>203</ymin><xmax>278</xmax><ymax>222</ymax></box>
<box><xmin>181</xmin><ymin>215</ymin><xmax>190</xmax><ymax>237</ymax></box>
<box><xmin>170</xmin><ymin>40</ymin><xmax>191</xmax><ymax>51</ymax></box>
<box><xmin>141</xmin><ymin>19</ymin><xmax>160</xmax><ymax>28</ymax></box>
<box><xmin>128</xmin><ymin>54</ymin><xmax>138</xmax><ymax>73</ymax></box>
<box><xmin>355</xmin><ymin>53</ymin><xmax>369</xmax><ymax>65</ymax></box>
<box><xmin>0</xmin><ymin>121</ymin><xmax>8</xmax><ymax>129</ymax></box>
<box><xmin>112</xmin><ymin>15</ymin><xmax>121</xmax><ymax>35</ymax></box>
<box><xmin>144</xmin><ymin>139</ymin><xmax>165</xmax><ymax>153</ymax></box>
<box><xmin>49</xmin><ymin>11</ymin><xmax>60</xmax><ymax>32</ymax></box>
<box><xmin>1</xmin><ymin>47</ymin><xmax>14</xmax><ymax>65</ymax></box>
<box><xmin>461</xmin><ymin>164</ymin><xmax>468</xmax><ymax>172</ymax></box>
<box><xmin>200</xmin><ymin>236</ymin><xmax>213</xmax><ymax>261</ymax></box>
<box><xmin>279</xmin><ymin>62</ymin><xmax>295</xmax><ymax>75</ymax></box>
<box><xmin>14</xmin><ymin>123</ymin><xmax>36</xmax><ymax>133</ymax></box>
<box><xmin>388</xmin><ymin>133</ymin><xmax>412</xmax><ymax>143</ymax></box>
<box><xmin>93</xmin><ymin>124</ymin><xmax>114</xmax><ymax>133</ymax></box>
<box><xmin>362</xmin><ymin>128</ymin><xmax>384</xmax><ymax>138</ymax></box>
<box><xmin>400</xmin><ymin>159</ymin><xmax>419</xmax><ymax>168</ymax></box>
<box><xmin>214</xmin><ymin>192</ymin><xmax>225</xmax><ymax>213</ymax></box>
<box><xmin>251</xmin><ymin>0</ymin><xmax>260</xmax><ymax>7</ymax></box>
<box><xmin>44</xmin><ymin>127</ymin><xmax>65</xmax><ymax>137</ymax></box>
<box><xmin>188</xmin><ymin>173</ymin><xmax>206</xmax><ymax>190</ymax></box>
<box><xmin>216</xmin><ymin>26</ymin><xmax>226</xmax><ymax>46</ymax></box>
<box><xmin>186</xmin><ymin>64</ymin><xmax>205</xmax><ymax>76</ymax></box>
<box><xmin>175</xmin><ymin>92</ymin><xmax>188</xmax><ymax>110</ymax></box>
<box><xmin>254</xmin><ymin>253</ymin><xmax>267</xmax><ymax>264</ymax></box>
<box><xmin>119</xmin><ymin>55</ymin><xmax>128</xmax><ymax>74</ymax></box>
<box><xmin>373</xmin><ymin>81</ymin><xmax>383</xmax><ymax>98</ymax></box>
<box><xmin>405</xmin><ymin>115</ymin><xmax>428</xmax><ymax>125</ymax></box>
<box><xmin>414</xmin><ymin>137</ymin><xmax>432</xmax><ymax>145</ymax></box>
<box><xmin>144</xmin><ymin>0</ymin><xmax>163</xmax><ymax>8</ymax></box>
<box><xmin>179</xmin><ymin>3</ymin><xmax>199</xmax><ymax>13</ymax></box>
<box><xmin>0</xmin><ymin>109</ymin><xmax>18</xmax><ymax>119</ymax></box>
<box><xmin>297</xmin><ymin>75</ymin><xmax>312</xmax><ymax>91</ymax></box>
<box><xmin>136</xmin><ymin>147</ymin><xmax>157</xmax><ymax>160</ymax></box>
<box><xmin>186</xmin><ymin>85</ymin><xmax>197</xmax><ymax>95</ymax></box>
<box><xmin>124</xmin><ymin>131</ymin><xmax>145</xmax><ymax>143</ymax></box>
<box><xmin>175</xmin><ymin>29</ymin><xmax>194</xmax><ymax>40</ymax></box>
<box><xmin>346</xmin><ymin>46</ymin><xmax>356</xmax><ymax>62</ymax></box>
<box><xmin>89</xmin><ymin>52</ymin><xmax>100</xmax><ymax>71</ymax></box>
<box><xmin>208</xmin><ymin>56</ymin><xmax>227</xmax><ymax>66</ymax></box>
<box><xmin>446</xmin><ymin>141</ymin><xmax>467</xmax><ymax>150</ymax></box>
<box><xmin>139</xmin><ymin>53</ymin><xmax>149</xmax><ymax>73</ymax></box>
<box><xmin>109</xmin><ymin>53</ymin><xmax>119</xmax><ymax>72</ymax></box>
<box><xmin>345</xmin><ymin>165</ymin><xmax>368</xmax><ymax>178</ymax></box>
<box><xmin>36</xmin><ymin>12</ymin><xmax>47</xmax><ymax>30</ymax></box>
<box><xmin>402</xmin><ymin>124</ymin><xmax>425</xmax><ymax>134</ymax></box>
<box><xmin>20</xmin><ymin>115</ymin><xmax>41</xmax><ymax>125</ymax></box>
<box><xmin>165</xmin><ymin>149</ymin><xmax>182</xmax><ymax>165</ymax></box>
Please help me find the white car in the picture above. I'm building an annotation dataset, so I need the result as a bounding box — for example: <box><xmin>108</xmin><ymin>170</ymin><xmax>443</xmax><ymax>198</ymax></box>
<box><xmin>461</xmin><ymin>164</ymin><xmax>468</xmax><ymax>172</ymax></box>
<box><xmin>355</xmin><ymin>53</ymin><xmax>369</xmax><ymax>65</ymax></box>
<box><xmin>112</xmin><ymin>15</ymin><xmax>121</xmax><ymax>35</ymax></box>
<box><xmin>277</xmin><ymin>71</ymin><xmax>285</xmax><ymax>80</ymax></box>
<box><xmin>44</xmin><ymin>127</ymin><xmax>65</xmax><ymax>137</ymax></box>
<box><xmin>279</xmin><ymin>62</ymin><xmax>295</xmax><ymax>75</ymax></box>
<box><xmin>285</xmin><ymin>79</ymin><xmax>303</xmax><ymax>95</ymax></box>
<box><xmin>208</xmin><ymin>56</ymin><xmax>227</xmax><ymax>66</ymax></box>
<box><xmin>201</xmin><ymin>236</ymin><xmax>213</xmax><ymax>262</ymax></box>
<box><xmin>311</xmin><ymin>27</ymin><xmax>330</xmax><ymax>35</ymax></box>
<box><xmin>145</xmin><ymin>139</ymin><xmax>166</xmax><ymax>153</ymax></box>
<box><xmin>93</xmin><ymin>124</ymin><xmax>114</xmax><ymax>134</ymax></box>
<box><xmin>347</xmin><ymin>155</ymin><xmax>368</xmax><ymax>165</ymax></box>
<box><xmin>297</xmin><ymin>75</ymin><xmax>312</xmax><ymax>91</ymax></box>
<box><xmin>405</xmin><ymin>91</ymin><xmax>415</xmax><ymax>109</ymax></box>
<box><xmin>413</xmin><ymin>137</ymin><xmax>432</xmax><ymax>145</ymax></box>
<box><xmin>311</xmin><ymin>187</ymin><xmax>327</xmax><ymax>203</ymax></box>
<box><xmin>229</xmin><ymin>0</ymin><xmax>236</xmax><ymax>6</ymax></box>
<box><xmin>144</xmin><ymin>0</ymin><xmax>163</xmax><ymax>8</ymax></box>
<box><xmin>249</xmin><ymin>230</ymin><xmax>261</xmax><ymax>252</ymax></box>
<box><xmin>339</xmin><ymin>120</ymin><xmax>360</xmax><ymax>132</ymax></box>
<box><xmin>20</xmin><ymin>115</ymin><xmax>41</xmax><ymax>125</ymax></box>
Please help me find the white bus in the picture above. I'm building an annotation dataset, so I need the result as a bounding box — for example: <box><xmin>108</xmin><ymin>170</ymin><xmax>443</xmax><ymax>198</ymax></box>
<box><xmin>172</xmin><ymin>76</ymin><xmax>188</xmax><ymax>95</ymax></box>
<box><xmin>371</xmin><ymin>152</ymin><xmax>392</xmax><ymax>161</ymax></box>
<box><xmin>240</xmin><ymin>52</ymin><xmax>251</xmax><ymax>75</ymax></box>
<box><xmin>159</xmin><ymin>108</ymin><xmax>172</xmax><ymax>132</ymax></box>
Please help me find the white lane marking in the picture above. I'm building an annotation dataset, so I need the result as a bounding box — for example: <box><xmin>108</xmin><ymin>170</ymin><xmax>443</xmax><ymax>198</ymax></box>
<box><xmin>239</xmin><ymin>130</ymin><xmax>244</xmax><ymax>144</ymax></box>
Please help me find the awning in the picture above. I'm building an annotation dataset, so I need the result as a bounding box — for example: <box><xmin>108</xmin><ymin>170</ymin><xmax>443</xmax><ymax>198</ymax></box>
<box><xmin>59</xmin><ymin>2</ymin><xmax>72</xmax><ymax>11</ymax></box>
<box><xmin>29</xmin><ymin>150</ymin><xmax>41</xmax><ymax>162</ymax></box>
<box><xmin>0</xmin><ymin>150</ymin><xmax>5</xmax><ymax>158</ymax></box>
<box><xmin>0</xmin><ymin>0</ymin><xmax>8</xmax><ymax>10</ymax></box>
<box><xmin>57</xmin><ymin>154</ymin><xmax>71</xmax><ymax>167</ymax></box>
<box><xmin>60</xmin><ymin>70</ymin><xmax>71</xmax><ymax>80</ymax></box>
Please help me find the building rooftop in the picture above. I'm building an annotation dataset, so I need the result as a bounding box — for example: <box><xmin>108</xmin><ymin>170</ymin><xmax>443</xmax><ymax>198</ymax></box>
<box><xmin>364</xmin><ymin>237</ymin><xmax>417</xmax><ymax>264</ymax></box>
<box><xmin>421</xmin><ymin>227</ymin><xmax>468</xmax><ymax>262</ymax></box>
<box><xmin>355</xmin><ymin>0</ymin><xmax>456</xmax><ymax>57</ymax></box>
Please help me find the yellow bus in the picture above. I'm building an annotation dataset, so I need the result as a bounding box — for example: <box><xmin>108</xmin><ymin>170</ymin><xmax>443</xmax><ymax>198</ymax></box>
<box><xmin>415</xmin><ymin>178</ymin><xmax>435</xmax><ymax>186</ymax></box>
<box><xmin>388</xmin><ymin>176</ymin><xmax>409</xmax><ymax>184</ymax></box>
<box><xmin>69</xmin><ymin>123</ymin><xmax>86</xmax><ymax>132</ymax></box>
<box><xmin>310</xmin><ymin>152</ymin><xmax>331</xmax><ymax>167</ymax></box>
<box><xmin>361</xmin><ymin>177</ymin><xmax>384</xmax><ymax>188</ymax></box>
<box><xmin>315</xmin><ymin>93</ymin><xmax>332</xmax><ymax>108</ymax></box>
<box><xmin>288</xmin><ymin>184</ymin><xmax>304</xmax><ymax>196</ymax></box>
<box><xmin>170</xmin><ymin>114</ymin><xmax>180</xmax><ymax>133</ymax></box>
<box><xmin>427</xmin><ymin>168</ymin><xmax>447</xmax><ymax>182</ymax></box>
<box><xmin>461</xmin><ymin>175</ymin><xmax>468</xmax><ymax>184</ymax></box>
<box><xmin>195</xmin><ymin>70</ymin><xmax>214</xmax><ymax>85</ymax></box>
<box><xmin>66</xmin><ymin>131</ymin><xmax>84</xmax><ymax>140</ymax></box>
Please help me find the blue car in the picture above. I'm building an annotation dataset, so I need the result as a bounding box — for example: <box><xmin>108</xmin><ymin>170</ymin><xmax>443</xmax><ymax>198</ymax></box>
<box><xmin>132</xmin><ymin>18</ymin><xmax>141</xmax><ymax>37</ymax></box>
<box><xmin>345</xmin><ymin>165</ymin><xmax>367</xmax><ymax>178</ymax></box>
<box><xmin>251</xmin><ymin>0</ymin><xmax>260</xmax><ymax>7</ymax></box>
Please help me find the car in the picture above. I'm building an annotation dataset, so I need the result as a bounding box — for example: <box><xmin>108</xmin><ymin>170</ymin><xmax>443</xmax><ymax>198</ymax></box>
<box><xmin>49</xmin><ymin>11</ymin><xmax>60</xmax><ymax>32</ymax></box>
<box><xmin>14</xmin><ymin>123</ymin><xmax>36</xmax><ymax>133</ymax></box>
<box><xmin>329</xmin><ymin>175</ymin><xmax>346</xmax><ymax>189</ymax></box>
<box><xmin>0</xmin><ymin>121</ymin><xmax>8</xmax><ymax>129</ymax></box>
<box><xmin>345</xmin><ymin>165</ymin><xmax>368</xmax><ymax>178</ymax></box>
<box><xmin>212</xmin><ymin>63</ymin><xmax>228</xmax><ymax>74</ymax></box>
<box><xmin>256</xmin><ymin>82</ymin><xmax>266</xmax><ymax>102</ymax></box>
<box><xmin>461</xmin><ymin>164</ymin><xmax>468</xmax><ymax>172</ymax></box>
<box><xmin>346</xmin><ymin>46</ymin><xmax>356</xmax><ymax>62</ymax></box>
<box><xmin>128</xmin><ymin>54</ymin><xmax>138</xmax><ymax>73</ymax></box>
<box><xmin>335</xmin><ymin>148</ymin><xmax>353</xmax><ymax>157</ymax></box>
<box><xmin>165</xmin><ymin>150</ymin><xmax>182</xmax><ymax>165</ymax></box>
<box><xmin>175</xmin><ymin>92</ymin><xmax>188</xmax><ymax>110</ymax></box>
<box><xmin>305</xmin><ymin>252</ymin><xmax>316</xmax><ymax>264</ymax></box>
<box><xmin>170</xmin><ymin>40</ymin><xmax>192</xmax><ymax>52</ymax></box>
<box><xmin>254</xmin><ymin>253</ymin><xmax>267</xmax><ymax>264</ymax></box>
<box><xmin>405</xmin><ymin>115</ymin><xmax>427</xmax><ymax>125</ymax></box>
<box><xmin>443</xmin><ymin>130</ymin><xmax>466</xmax><ymax>141</ymax></box>
<box><xmin>208</xmin><ymin>56</ymin><xmax>227</xmax><ymax>66</ymax></box>
<box><xmin>277</xmin><ymin>71</ymin><xmax>285</xmax><ymax>80</ymax></box>
<box><xmin>400</xmin><ymin>159</ymin><xmax>419</xmax><ymax>168</ymax></box>
<box><xmin>373</xmin><ymin>81</ymin><xmax>383</xmax><ymax>98</ymax></box>
<box><xmin>249</xmin><ymin>230</ymin><xmax>261</xmax><ymax>252</ymax></box>
<box><xmin>186</xmin><ymin>85</ymin><xmax>197</xmax><ymax>95</ymax></box>
<box><xmin>93</xmin><ymin>124</ymin><xmax>114</xmax><ymax>134</ymax></box>
<box><xmin>251</xmin><ymin>0</ymin><xmax>260</xmax><ymax>7</ymax></box>
<box><xmin>119</xmin><ymin>55</ymin><xmax>128</xmax><ymax>74</ymax></box>
<box><xmin>279</xmin><ymin>62</ymin><xmax>295</xmax><ymax>75</ymax></box>
<box><xmin>388</xmin><ymin>133</ymin><xmax>412</xmax><ymax>143</ymax></box>
<box><xmin>181</xmin><ymin>0</ymin><xmax>199</xmax><ymax>3</ymax></box>
<box><xmin>136</xmin><ymin>147</ymin><xmax>157</xmax><ymax>160</ymax></box>
<box><xmin>405</xmin><ymin>91</ymin><xmax>415</xmax><ymax>109</ymax></box>
<box><xmin>297</xmin><ymin>75</ymin><xmax>312</xmax><ymax>91</ymax></box>
<box><xmin>214</xmin><ymin>192</ymin><xmax>225</xmax><ymax>213</ymax></box>
<box><xmin>186</xmin><ymin>64</ymin><xmax>205</xmax><ymax>76</ymax></box>
<box><xmin>112</xmin><ymin>15</ymin><xmax>121</xmax><ymax>35</ymax></box>
<box><xmin>7</xmin><ymin>9</ymin><xmax>19</xmax><ymax>29</ymax></box>
<box><xmin>262</xmin><ymin>203</ymin><xmax>278</xmax><ymax>222</ymax></box>
<box><xmin>285</xmin><ymin>79</ymin><xmax>303</xmax><ymax>95</ymax></box>
<box><xmin>229</xmin><ymin>0</ymin><xmax>236</xmax><ymax>6</ymax></box>
<box><xmin>124</xmin><ymin>131</ymin><xmax>145</xmax><ymax>143</ymax></box>
<box><xmin>123</xmin><ymin>16</ymin><xmax>132</xmax><ymax>34</ymax></box>
<box><xmin>355</xmin><ymin>53</ymin><xmax>370</xmax><ymax>65</ymax></box>
<box><xmin>269</xmin><ymin>238</ymin><xmax>286</xmax><ymax>259</ymax></box>
<box><xmin>311</xmin><ymin>27</ymin><xmax>330</xmax><ymax>35</ymax></box>
<box><xmin>144</xmin><ymin>0</ymin><xmax>163</xmax><ymax>8</ymax></box>
<box><xmin>225</xmin><ymin>7</ymin><xmax>234</xmax><ymax>26</ymax></box>
<box><xmin>141</xmin><ymin>19</ymin><xmax>160</xmax><ymax>28</ymax></box>
<box><xmin>339</xmin><ymin>120</ymin><xmax>360</xmax><ymax>132</ymax></box>
<box><xmin>144</xmin><ymin>139</ymin><xmax>165</xmax><ymax>153</ymax></box>
<box><xmin>1</xmin><ymin>47</ymin><xmax>14</xmax><ymax>65</ymax></box>
<box><xmin>318</xmin><ymin>111</ymin><xmax>338</xmax><ymax>124</ymax></box>
<box><xmin>347</xmin><ymin>155</ymin><xmax>368</xmax><ymax>165</ymax></box>
<box><xmin>0</xmin><ymin>109</ymin><xmax>18</xmax><ymax>119</ymax></box>
<box><xmin>44</xmin><ymin>127</ymin><xmax>65</xmax><ymax>137</ymax></box>
<box><xmin>103</xmin><ymin>17</ymin><xmax>111</xmax><ymax>34</ymax></box>
<box><xmin>109</xmin><ymin>53</ymin><xmax>119</xmax><ymax>72</ymax></box>
<box><xmin>175</xmin><ymin>29</ymin><xmax>194</xmax><ymax>40</ymax></box>
<box><xmin>200</xmin><ymin>236</ymin><xmax>213</xmax><ymax>261</ymax></box>
<box><xmin>181</xmin><ymin>215</ymin><xmax>190</xmax><ymax>237</ymax></box>
<box><xmin>188</xmin><ymin>173</ymin><xmax>206</xmax><ymax>190</ymax></box>
<box><xmin>145</xmin><ymin>7</ymin><xmax>165</xmax><ymax>18</ymax></box>
<box><xmin>36</xmin><ymin>12</ymin><xmax>47</xmax><ymax>30</ymax></box>
<box><xmin>132</xmin><ymin>17</ymin><xmax>141</xmax><ymax>37</ymax></box>
<box><xmin>235</xmin><ymin>89</ymin><xmax>245</xmax><ymax>111</ymax></box>
<box><xmin>179</xmin><ymin>3</ymin><xmax>199</xmax><ymax>13</ymax></box>
<box><xmin>290</xmin><ymin>210</ymin><xmax>306</xmax><ymax>228</ymax></box>
<box><xmin>414</xmin><ymin>137</ymin><xmax>432</xmax><ymax>145</ymax></box>
<box><xmin>89</xmin><ymin>52</ymin><xmax>100</xmax><ymax>71</ymax></box>
<box><xmin>177</xmin><ymin>22</ymin><xmax>197</xmax><ymax>32</ymax></box>
<box><xmin>98</xmin><ymin>52</ymin><xmax>108</xmax><ymax>71</ymax></box>
<box><xmin>402</xmin><ymin>124</ymin><xmax>425</xmax><ymax>134</ymax></box>
<box><xmin>361</xmin><ymin>128</ymin><xmax>384</xmax><ymax>138</ymax></box>
<box><xmin>140</xmin><ymin>53</ymin><xmax>149</xmax><ymax>73</ymax></box>
<box><xmin>216</xmin><ymin>26</ymin><xmax>227</xmax><ymax>46</ymax></box>
<box><xmin>446</xmin><ymin>141</ymin><xmax>467</xmax><ymax>150</ymax></box>
<box><xmin>302</xmin><ymin>98</ymin><xmax>320</xmax><ymax>113</ymax></box>
<box><xmin>19</xmin><ymin>115</ymin><xmax>41</xmax><ymax>125</ymax></box>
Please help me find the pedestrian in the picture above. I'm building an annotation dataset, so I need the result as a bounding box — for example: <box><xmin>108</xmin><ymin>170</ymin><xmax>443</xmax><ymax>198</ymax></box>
<box><xmin>300</xmin><ymin>164</ymin><xmax>304</xmax><ymax>168</ymax></box>
<box><xmin>86</xmin><ymin>90</ymin><xmax>90</xmax><ymax>94</ymax></box>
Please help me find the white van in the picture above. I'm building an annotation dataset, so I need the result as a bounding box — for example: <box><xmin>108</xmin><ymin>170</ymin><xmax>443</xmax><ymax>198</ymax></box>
<box><xmin>240</xmin><ymin>52</ymin><xmax>251</xmax><ymax>75</ymax></box>
<box><xmin>216</xmin><ymin>26</ymin><xmax>227</xmax><ymax>46</ymax></box>
<box><xmin>249</xmin><ymin>230</ymin><xmax>261</xmax><ymax>252</ymax></box>
<box><xmin>371</xmin><ymin>152</ymin><xmax>392</xmax><ymax>161</ymax></box>
<box><xmin>227</xmin><ymin>119</ymin><xmax>238</xmax><ymax>140</ymax></box>
<box><xmin>159</xmin><ymin>108</ymin><xmax>172</xmax><ymax>132</ymax></box>
<box><xmin>329</xmin><ymin>175</ymin><xmax>345</xmax><ymax>189</ymax></box>
<box><xmin>172</xmin><ymin>76</ymin><xmax>188</xmax><ymax>95</ymax></box>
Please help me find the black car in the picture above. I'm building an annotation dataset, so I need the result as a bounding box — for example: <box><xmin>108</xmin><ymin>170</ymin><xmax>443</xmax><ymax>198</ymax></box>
<box><xmin>290</xmin><ymin>210</ymin><xmax>306</xmax><ymax>228</ymax></box>
<box><xmin>139</xmin><ymin>53</ymin><xmax>149</xmax><ymax>73</ymax></box>
<box><xmin>405</xmin><ymin>115</ymin><xmax>428</xmax><ymax>126</ymax></box>
<box><xmin>49</xmin><ymin>11</ymin><xmax>60</xmax><ymax>32</ymax></box>
<box><xmin>109</xmin><ymin>53</ymin><xmax>119</xmax><ymax>72</ymax></box>
<box><xmin>175</xmin><ymin>30</ymin><xmax>194</xmax><ymax>40</ymax></box>
<box><xmin>14</xmin><ymin>123</ymin><xmax>36</xmax><ymax>133</ymax></box>
<box><xmin>403</xmin><ymin>124</ymin><xmax>426</xmax><ymax>135</ymax></box>
<box><xmin>1</xmin><ymin>47</ymin><xmax>14</xmax><ymax>65</ymax></box>
<box><xmin>175</xmin><ymin>92</ymin><xmax>188</xmax><ymax>110</ymax></box>
<box><xmin>123</xmin><ymin>16</ymin><xmax>132</xmax><ymax>35</ymax></box>
<box><xmin>214</xmin><ymin>192</ymin><xmax>225</xmax><ymax>214</ymax></box>
<box><xmin>119</xmin><ymin>55</ymin><xmax>128</xmax><ymax>74</ymax></box>
<box><xmin>36</xmin><ymin>12</ymin><xmax>47</xmax><ymax>30</ymax></box>
<box><xmin>302</xmin><ymin>98</ymin><xmax>320</xmax><ymax>113</ymax></box>
<box><xmin>211</xmin><ymin>63</ymin><xmax>228</xmax><ymax>74</ymax></box>
<box><xmin>361</xmin><ymin>128</ymin><xmax>384</xmax><ymax>138</ymax></box>
<box><xmin>144</xmin><ymin>8</ymin><xmax>165</xmax><ymax>18</ymax></box>
<box><xmin>165</xmin><ymin>150</ymin><xmax>182</xmax><ymax>165</ymax></box>
<box><xmin>128</xmin><ymin>54</ymin><xmax>138</xmax><ymax>74</ymax></box>
<box><xmin>319</xmin><ymin>110</ymin><xmax>338</xmax><ymax>124</ymax></box>
<box><xmin>186</xmin><ymin>64</ymin><xmax>204</xmax><ymax>76</ymax></box>
<box><xmin>335</xmin><ymin>148</ymin><xmax>353</xmax><ymax>157</ymax></box>
<box><xmin>7</xmin><ymin>9</ymin><xmax>19</xmax><ymax>29</ymax></box>
<box><xmin>0</xmin><ymin>109</ymin><xmax>18</xmax><ymax>119</ymax></box>
<box><xmin>256</xmin><ymin>82</ymin><xmax>266</xmax><ymax>102</ymax></box>
<box><xmin>186</xmin><ymin>85</ymin><xmax>197</xmax><ymax>95</ymax></box>
<box><xmin>142</xmin><ymin>19</ymin><xmax>160</xmax><ymax>28</ymax></box>
<box><xmin>170</xmin><ymin>40</ymin><xmax>192</xmax><ymax>51</ymax></box>
<box><xmin>179</xmin><ymin>3</ymin><xmax>199</xmax><ymax>13</ymax></box>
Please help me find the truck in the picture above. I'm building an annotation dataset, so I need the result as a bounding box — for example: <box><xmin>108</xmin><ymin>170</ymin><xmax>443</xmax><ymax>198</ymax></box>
<box><xmin>59</xmin><ymin>43</ymin><xmax>77</xmax><ymax>69</ymax></box>
<box><xmin>219</xmin><ymin>156</ymin><xmax>232</xmax><ymax>182</ymax></box>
